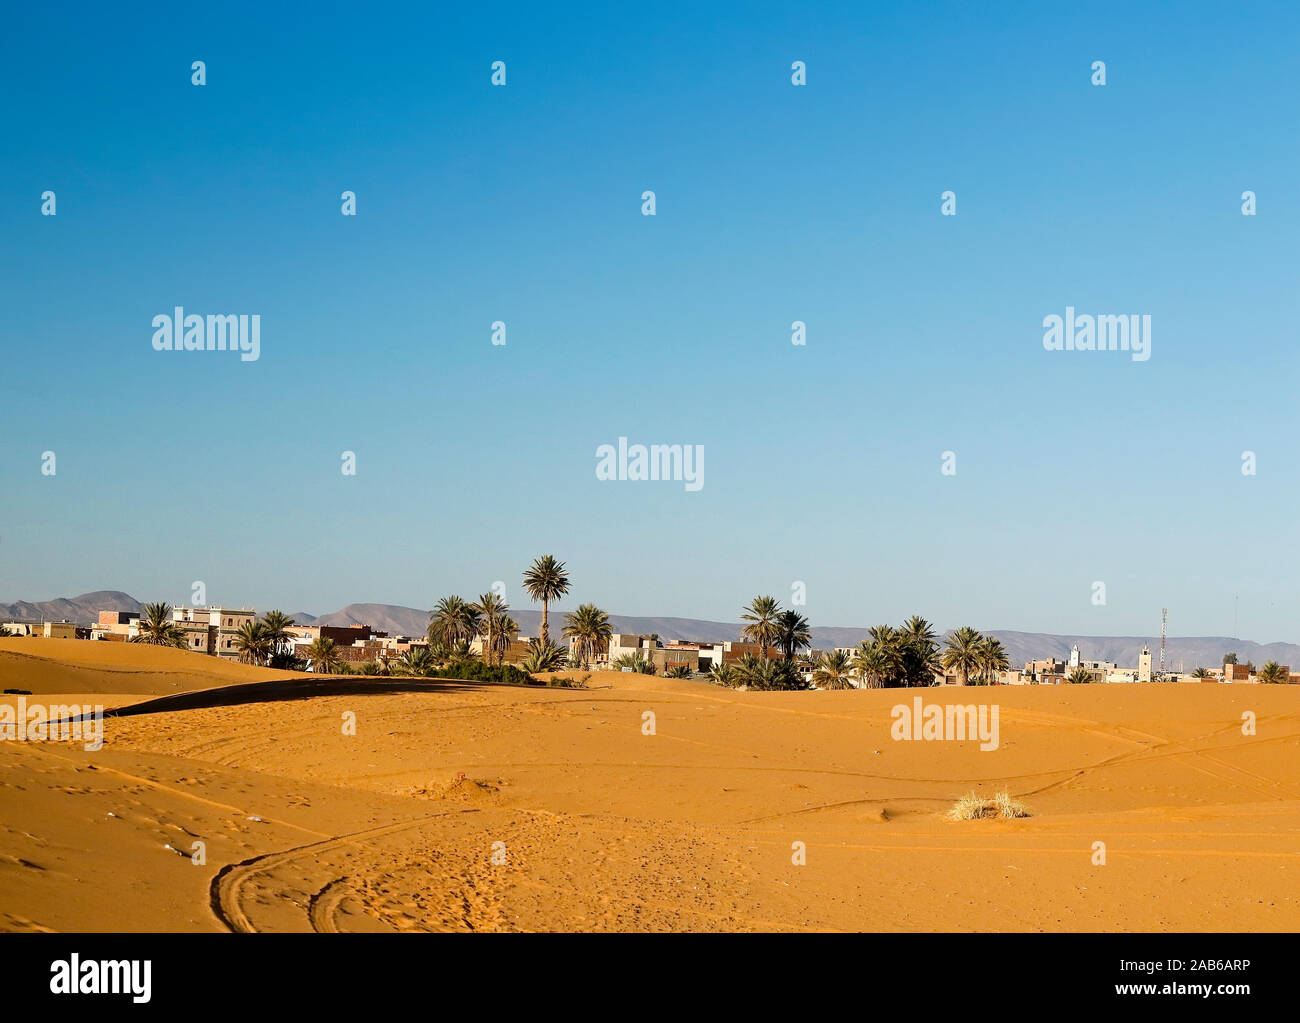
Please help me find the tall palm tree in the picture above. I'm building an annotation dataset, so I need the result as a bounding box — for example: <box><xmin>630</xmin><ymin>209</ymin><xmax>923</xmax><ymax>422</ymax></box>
<box><xmin>521</xmin><ymin>555</ymin><xmax>571</xmax><ymax>646</ymax></box>
<box><xmin>775</xmin><ymin>610</ymin><xmax>811</xmax><ymax>661</ymax></box>
<box><xmin>234</xmin><ymin>620</ymin><xmax>272</xmax><ymax>665</ymax></box>
<box><xmin>562</xmin><ymin>603</ymin><xmax>612</xmax><ymax>669</ymax></box>
<box><xmin>941</xmin><ymin>626</ymin><xmax>983</xmax><ymax>686</ymax></box>
<box><xmin>306</xmin><ymin>636</ymin><xmax>341</xmax><ymax>674</ymax></box>
<box><xmin>978</xmin><ymin>635</ymin><xmax>1010</xmax><ymax>685</ymax></box>
<box><xmin>812</xmin><ymin>649</ymin><xmax>855</xmax><ymax>690</ymax></box>
<box><xmin>260</xmin><ymin>610</ymin><xmax>295</xmax><ymax>659</ymax></box>
<box><xmin>740</xmin><ymin>595</ymin><xmax>782</xmax><ymax>661</ymax></box>
<box><xmin>428</xmin><ymin>596</ymin><xmax>480</xmax><ymax>648</ymax></box>
<box><xmin>474</xmin><ymin>592</ymin><xmax>509</xmax><ymax>666</ymax></box>
<box><xmin>132</xmin><ymin>602</ymin><xmax>187</xmax><ymax>648</ymax></box>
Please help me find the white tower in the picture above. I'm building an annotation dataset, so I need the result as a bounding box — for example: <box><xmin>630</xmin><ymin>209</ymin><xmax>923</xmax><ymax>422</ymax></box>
<box><xmin>1069</xmin><ymin>644</ymin><xmax>1081</xmax><ymax>668</ymax></box>
<box><xmin>1138</xmin><ymin>645</ymin><xmax>1152</xmax><ymax>683</ymax></box>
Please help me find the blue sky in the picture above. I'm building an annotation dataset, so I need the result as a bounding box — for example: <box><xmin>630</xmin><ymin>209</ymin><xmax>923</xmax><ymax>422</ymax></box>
<box><xmin>2</xmin><ymin>1</ymin><xmax>1298</xmax><ymax>640</ymax></box>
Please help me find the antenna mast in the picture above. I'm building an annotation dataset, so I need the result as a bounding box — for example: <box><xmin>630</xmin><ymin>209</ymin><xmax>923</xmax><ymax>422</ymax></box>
<box><xmin>1159</xmin><ymin>607</ymin><xmax>1168</xmax><ymax>678</ymax></box>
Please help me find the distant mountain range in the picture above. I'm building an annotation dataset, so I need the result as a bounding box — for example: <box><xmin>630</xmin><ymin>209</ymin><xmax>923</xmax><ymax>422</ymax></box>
<box><xmin>1</xmin><ymin>591</ymin><xmax>1289</xmax><ymax>672</ymax></box>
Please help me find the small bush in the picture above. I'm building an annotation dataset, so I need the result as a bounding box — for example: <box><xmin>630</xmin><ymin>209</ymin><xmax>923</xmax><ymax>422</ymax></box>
<box><xmin>432</xmin><ymin>660</ymin><xmax>532</xmax><ymax>685</ymax></box>
<box><xmin>947</xmin><ymin>791</ymin><xmax>1031</xmax><ymax>821</ymax></box>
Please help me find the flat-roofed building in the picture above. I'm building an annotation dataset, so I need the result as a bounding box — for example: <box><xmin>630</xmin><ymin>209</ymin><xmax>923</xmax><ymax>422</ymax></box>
<box><xmin>172</xmin><ymin>606</ymin><xmax>257</xmax><ymax>659</ymax></box>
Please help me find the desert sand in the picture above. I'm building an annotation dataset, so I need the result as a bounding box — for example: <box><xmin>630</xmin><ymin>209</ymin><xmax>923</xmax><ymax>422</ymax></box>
<box><xmin>1</xmin><ymin>636</ymin><xmax>1298</xmax><ymax>932</ymax></box>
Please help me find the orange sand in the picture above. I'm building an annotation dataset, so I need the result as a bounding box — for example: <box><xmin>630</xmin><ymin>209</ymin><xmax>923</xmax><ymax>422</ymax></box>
<box><xmin>1</xmin><ymin>641</ymin><xmax>1298</xmax><ymax>932</ymax></box>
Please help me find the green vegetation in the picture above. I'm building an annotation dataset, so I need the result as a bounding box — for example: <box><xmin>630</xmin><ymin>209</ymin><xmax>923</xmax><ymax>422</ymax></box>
<box><xmin>940</xmin><ymin>625</ymin><xmax>982</xmax><ymax>686</ymax></box>
<box><xmin>708</xmin><ymin>662</ymin><xmax>737</xmax><ymax>687</ymax></box>
<box><xmin>522</xmin><ymin>554</ymin><xmax>571</xmax><ymax>647</ymax></box>
<box><xmin>812</xmin><ymin>649</ymin><xmax>854</xmax><ymax>689</ymax></box>
<box><xmin>740</xmin><ymin>595</ymin><xmax>782</xmax><ymax>660</ymax></box>
<box><xmin>305</xmin><ymin>636</ymin><xmax>341</xmax><ymax>674</ymax></box>
<box><xmin>427</xmin><ymin>596</ymin><xmax>480</xmax><ymax>649</ymax></box>
<box><xmin>131</xmin><ymin>602</ymin><xmax>187</xmax><ymax>648</ymax></box>
<box><xmin>733</xmin><ymin>653</ymin><xmax>806</xmax><ymax>691</ymax></box>
<box><xmin>520</xmin><ymin>639</ymin><xmax>569</xmax><ymax>673</ymax></box>
<box><xmin>563</xmin><ymin>603</ymin><xmax>613</xmax><ymax>669</ymax></box>
<box><xmin>1258</xmin><ymin>661</ymin><xmax>1289</xmax><ymax>684</ymax></box>
<box><xmin>849</xmin><ymin>617</ymin><xmax>941</xmax><ymax>688</ymax></box>
<box><xmin>612</xmin><ymin>652</ymin><xmax>655</xmax><ymax>675</ymax></box>
<box><xmin>474</xmin><ymin>591</ymin><xmax>509</xmax><ymax>667</ymax></box>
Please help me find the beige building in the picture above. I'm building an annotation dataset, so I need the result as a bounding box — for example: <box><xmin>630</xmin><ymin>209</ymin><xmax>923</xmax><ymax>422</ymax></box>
<box><xmin>172</xmin><ymin>606</ymin><xmax>257</xmax><ymax>660</ymax></box>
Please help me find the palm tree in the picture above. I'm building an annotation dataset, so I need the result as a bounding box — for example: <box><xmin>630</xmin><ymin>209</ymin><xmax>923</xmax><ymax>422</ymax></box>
<box><xmin>612</xmin><ymin>652</ymin><xmax>655</xmax><ymax>675</ymax></box>
<box><xmin>393</xmin><ymin>646</ymin><xmax>437</xmax><ymax>677</ymax></box>
<box><xmin>428</xmin><ymin>596</ymin><xmax>480</xmax><ymax>649</ymax></box>
<box><xmin>562</xmin><ymin>603</ymin><xmax>612</xmax><ymax>669</ymax></box>
<box><xmin>234</xmin><ymin>620</ymin><xmax>272</xmax><ymax>665</ymax></box>
<box><xmin>1257</xmin><ymin>661</ymin><xmax>1289</xmax><ymax>684</ymax></box>
<box><xmin>132</xmin><ymin>602</ymin><xmax>187</xmax><ymax>648</ymax></box>
<box><xmin>775</xmin><ymin>610</ymin><xmax>811</xmax><ymax>661</ymax></box>
<box><xmin>734</xmin><ymin>653</ymin><xmax>804</xmax><ymax>691</ymax></box>
<box><xmin>708</xmin><ymin>662</ymin><xmax>738</xmax><ymax>687</ymax></box>
<box><xmin>521</xmin><ymin>555</ymin><xmax>571</xmax><ymax>646</ymax></box>
<box><xmin>491</xmin><ymin>615</ymin><xmax>519</xmax><ymax>665</ymax></box>
<box><xmin>899</xmin><ymin>615</ymin><xmax>942</xmax><ymax>686</ymax></box>
<box><xmin>665</xmin><ymin>665</ymin><xmax>693</xmax><ymax>679</ymax></box>
<box><xmin>740</xmin><ymin>595</ymin><xmax>782</xmax><ymax>661</ymax></box>
<box><xmin>306</xmin><ymin>636</ymin><xmax>341</xmax><ymax>674</ymax></box>
<box><xmin>260</xmin><ymin>610</ymin><xmax>295</xmax><ymax>658</ymax></box>
<box><xmin>900</xmin><ymin>615</ymin><xmax>938</xmax><ymax>652</ymax></box>
<box><xmin>1191</xmin><ymin>666</ymin><xmax>1210</xmax><ymax>679</ymax></box>
<box><xmin>867</xmin><ymin>625</ymin><xmax>906</xmax><ymax>685</ymax></box>
<box><xmin>812</xmin><ymin>649</ymin><xmax>855</xmax><ymax>689</ymax></box>
<box><xmin>941</xmin><ymin>626</ymin><xmax>983</xmax><ymax>686</ymax></box>
<box><xmin>977</xmin><ymin>635</ymin><xmax>1010</xmax><ymax>685</ymax></box>
<box><xmin>521</xmin><ymin>639</ymin><xmax>569</xmax><ymax>673</ymax></box>
<box><xmin>1067</xmin><ymin>667</ymin><xmax>1092</xmax><ymax>685</ymax></box>
<box><xmin>474</xmin><ymin>592</ymin><xmax>509</xmax><ymax>666</ymax></box>
<box><xmin>851</xmin><ymin>641</ymin><xmax>891</xmax><ymax>688</ymax></box>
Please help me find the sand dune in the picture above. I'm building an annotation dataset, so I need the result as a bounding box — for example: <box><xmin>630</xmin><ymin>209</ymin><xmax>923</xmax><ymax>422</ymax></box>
<box><xmin>0</xmin><ymin>638</ymin><xmax>311</xmax><ymax>696</ymax></box>
<box><xmin>1</xmin><ymin>649</ymin><xmax>1298</xmax><ymax>932</ymax></box>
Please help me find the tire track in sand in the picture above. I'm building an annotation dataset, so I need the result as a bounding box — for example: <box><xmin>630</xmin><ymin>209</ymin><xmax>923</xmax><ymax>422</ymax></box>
<box><xmin>209</xmin><ymin>809</ymin><xmax>481</xmax><ymax>932</ymax></box>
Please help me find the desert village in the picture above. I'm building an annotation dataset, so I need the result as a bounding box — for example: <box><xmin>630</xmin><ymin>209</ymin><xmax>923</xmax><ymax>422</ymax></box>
<box><xmin>3</xmin><ymin>603</ymin><xmax>1284</xmax><ymax>687</ymax></box>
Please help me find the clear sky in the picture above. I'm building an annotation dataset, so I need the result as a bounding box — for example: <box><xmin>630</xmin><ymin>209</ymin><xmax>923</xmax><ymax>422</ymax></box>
<box><xmin>2</xmin><ymin>1</ymin><xmax>1298</xmax><ymax>640</ymax></box>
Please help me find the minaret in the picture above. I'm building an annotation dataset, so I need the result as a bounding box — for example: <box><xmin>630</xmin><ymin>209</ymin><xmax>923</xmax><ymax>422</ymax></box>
<box><xmin>1138</xmin><ymin>645</ymin><xmax>1152</xmax><ymax>683</ymax></box>
<box><xmin>1069</xmin><ymin>643</ymin><xmax>1081</xmax><ymax>668</ymax></box>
